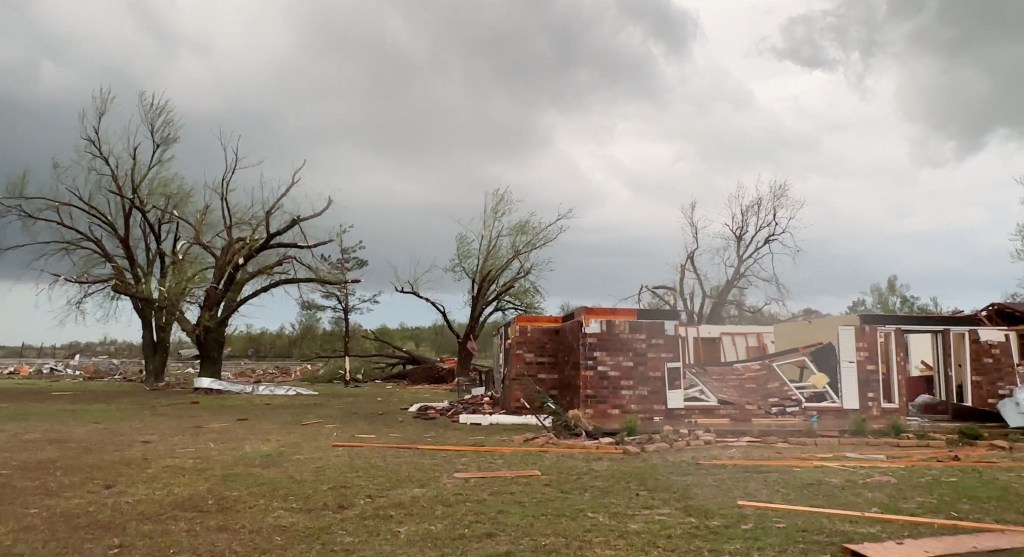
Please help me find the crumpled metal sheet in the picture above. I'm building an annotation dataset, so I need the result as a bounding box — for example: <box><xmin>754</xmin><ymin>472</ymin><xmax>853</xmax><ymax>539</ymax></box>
<box><xmin>193</xmin><ymin>377</ymin><xmax>318</xmax><ymax>395</ymax></box>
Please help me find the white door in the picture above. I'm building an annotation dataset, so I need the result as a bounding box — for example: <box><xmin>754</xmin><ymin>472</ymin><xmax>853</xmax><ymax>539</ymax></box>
<box><xmin>838</xmin><ymin>326</ymin><xmax>860</xmax><ymax>409</ymax></box>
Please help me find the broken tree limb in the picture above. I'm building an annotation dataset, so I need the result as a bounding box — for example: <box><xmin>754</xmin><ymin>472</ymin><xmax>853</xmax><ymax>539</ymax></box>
<box><xmin>332</xmin><ymin>442</ymin><xmax>624</xmax><ymax>455</ymax></box>
<box><xmin>362</xmin><ymin>329</ymin><xmax>436</xmax><ymax>365</ymax></box>
<box><xmin>453</xmin><ymin>470</ymin><xmax>542</xmax><ymax>479</ymax></box>
<box><xmin>737</xmin><ymin>501</ymin><xmax>1024</xmax><ymax>533</ymax></box>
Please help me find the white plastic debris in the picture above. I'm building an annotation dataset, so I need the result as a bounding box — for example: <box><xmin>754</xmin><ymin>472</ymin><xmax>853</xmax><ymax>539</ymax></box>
<box><xmin>193</xmin><ymin>377</ymin><xmax>318</xmax><ymax>395</ymax></box>
<box><xmin>407</xmin><ymin>402</ymin><xmax>450</xmax><ymax>413</ymax></box>
<box><xmin>457</xmin><ymin>414</ymin><xmax>552</xmax><ymax>426</ymax></box>
<box><xmin>997</xmin><ymin>385</ymin><xmax>1024</xmax><ymax>428</ymax></box>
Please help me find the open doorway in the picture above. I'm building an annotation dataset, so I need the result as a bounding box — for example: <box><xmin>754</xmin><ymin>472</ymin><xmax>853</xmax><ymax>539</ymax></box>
<box><xmin>906</xmin><ymin>332</ymin><xmax>943</xmax><ymax>399</ymax></box>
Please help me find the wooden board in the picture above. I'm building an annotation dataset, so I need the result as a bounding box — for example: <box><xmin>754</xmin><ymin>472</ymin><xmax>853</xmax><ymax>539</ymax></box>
<box><xmin>453</xmin><ymin>470</ymin><xmax>542</xmax><ymax>479</ymax></box>
<box><xmin>332</xmin><ymin>442</ymin><xmax>625</xmax><ymax>455</ymax></box>
<box><xmin>702</xmin><ymin>460</ymin><xmax>1024</xmax><ymax>468</ymax></box>
<box><xmin>738</xmin><ymin>501</ymin><xmax>1024</xmax><ymax>533</ymax></box>
<box><xmin>843</xmin><ymin>531</ymin><xmax>1024</xmax><ymax>556</ymax></box>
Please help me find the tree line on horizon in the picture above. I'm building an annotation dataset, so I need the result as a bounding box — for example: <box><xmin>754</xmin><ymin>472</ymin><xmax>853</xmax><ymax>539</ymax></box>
<box><xmin>2</xmin><ymin>88</ymin><xmax>1022</xmax><ymax>385</ymax></box>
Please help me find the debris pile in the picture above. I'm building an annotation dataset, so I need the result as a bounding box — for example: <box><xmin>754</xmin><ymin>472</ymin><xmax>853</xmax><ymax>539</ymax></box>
<box><xmin>408</xmin><ymin>391</ymin><xmax>499</xmax><ymax>421</ymax></box>
<box><xmin>2</xmin><ymin>356</ymin><xmax>131</xmax><ymax>379</ymax></box>
<box><xmin>223</xmin><ymin>364</ymin><xmax>319</xmax><ymax>384</ymax></box>
<box><xmin>380</xmin><ymin>357</ymin><xmax>492</xmax><ymax>386</ymax></box>
<box><xmin>515</xmin><ymin>425</ymin><xmax>719</xmax><ymax>455</ymax></box>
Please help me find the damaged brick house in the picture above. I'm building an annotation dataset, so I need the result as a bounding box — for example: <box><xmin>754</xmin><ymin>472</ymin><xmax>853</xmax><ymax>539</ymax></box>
<box><xmin>496</xmin><ymin>305</ymin><xmax>1024</xmax><ymax>429</ymax></box>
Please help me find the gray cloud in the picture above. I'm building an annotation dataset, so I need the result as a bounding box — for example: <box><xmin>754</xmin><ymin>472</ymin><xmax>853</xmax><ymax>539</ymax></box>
<box><xmin>2</xmin><ymin>0</ymin><xmax>1023</xmax><ymax>344</ymax></box>
<box><xmin>770</xmin><ymin>0</ymin><xmax>1024</xmax><ymax>159</ymax></box>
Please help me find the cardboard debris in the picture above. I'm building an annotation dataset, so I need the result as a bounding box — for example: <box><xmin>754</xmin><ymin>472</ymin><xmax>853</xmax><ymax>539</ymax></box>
<box><xmin>843</xmin><ymin>531</ymin><xmax>1024</xmax><ymax>557</ymax></box>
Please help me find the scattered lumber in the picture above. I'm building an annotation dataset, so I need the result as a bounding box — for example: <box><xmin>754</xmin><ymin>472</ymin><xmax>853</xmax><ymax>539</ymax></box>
<box><xmin>332</xmin><ymin>442</ymin><xmax>624</xmax><ymax>455</ymax></box>
<box><xmin>843</xmin><ymin>531</ymin><xmax>1024</xmax><ymax>557</ymax></box>
<box><xmin>453</xmin><ymin>470</ymin><xmax>542</xmax><ymax>479</ymax></box>
<box><xmin>300</xmin><ymin>420</ymin><xmax>324</xmax><ymax>426</ymax></box>
<box><xmin>737</xmin><ymin>501</ymin><xmax>1024</xmax><ymax>533</ymax></box>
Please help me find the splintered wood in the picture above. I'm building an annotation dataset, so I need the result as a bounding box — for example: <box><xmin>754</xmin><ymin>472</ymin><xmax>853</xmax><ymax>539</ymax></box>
<box><xmin>737</xmin><ymin>501</ymin><xmax>1024</xmax><ymax>533</ymax></box>
<box><xmin>843</xmin><ymin>531</ymin><xmax>1024</xmax><ymax>557</ymax></box>
<box><xmin>453</xmin><ymin>470</ymin><xmax>542</xmax><ymax>479</ymax></box>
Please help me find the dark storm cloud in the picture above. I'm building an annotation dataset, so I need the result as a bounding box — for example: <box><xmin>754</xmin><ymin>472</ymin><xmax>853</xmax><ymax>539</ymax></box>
<box><xmin>771</xmin><ymin>0</ymin><xmax>1024</xmax><ymax>159</ymax></box>
<box><xmin>0</xmin><ymin>0</ymin><xmax>703</xmax><ymax>297</ymax></box>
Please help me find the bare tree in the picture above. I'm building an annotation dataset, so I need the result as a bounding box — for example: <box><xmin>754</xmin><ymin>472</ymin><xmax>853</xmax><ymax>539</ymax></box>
<box><xmin>303</xmin><ymin>223</ymin><xmax>381</xmax><ymax>384</ymax></box>
<box><xmin>168</xmin><ymin>136</ymin><xmax>353</xmax><ymax>379</ymax></box>
<box><xmin>0</xmin><ymin>88</ymin><xmax>195</xmax><ymax>385</ymax></box>
<box><xmin>395</xmin><ymin>186</ymin><xmax>573</xmax><ymax>381</ymax></box>
<box><xmin>639</xmin><ymin>179</ymin><xmax>805</xmax><ymax>325</ymax></box>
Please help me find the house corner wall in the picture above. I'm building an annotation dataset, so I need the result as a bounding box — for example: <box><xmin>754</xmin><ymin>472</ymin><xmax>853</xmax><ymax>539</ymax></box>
<box><xmin>500</xmin><ymin>323</ymin><xmax>565</xmax><ymax>412</ymax></box>
<box><xmin>578</xmin><ymin>319</ymin><xmax>680</xmax><ymax>429</ymax></box>
<box><xmin>968</xmin><ymin>331</ymin><xmax>1018</xmax><ymax>410</ymax></box>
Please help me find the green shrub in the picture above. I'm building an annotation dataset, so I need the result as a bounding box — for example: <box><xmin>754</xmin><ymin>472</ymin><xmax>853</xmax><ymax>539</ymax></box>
<box><xmin>877</xmin><ymin>416</ymin><xmax>906</xmax><ymax>438</ymax></box>
<box><xmin>957</xmin><ymin>425</ymin><xmax>985</xmax><ymax>441</ymax></box>
<box><xmin>848</xmin><ymin>414</ymin><xmax>869</xmax><ymax>437</ymax></box>
<box><xmin>620</xmin><ymin>416</ymin><xmax>640</xmax><ymax>437</ymax></box>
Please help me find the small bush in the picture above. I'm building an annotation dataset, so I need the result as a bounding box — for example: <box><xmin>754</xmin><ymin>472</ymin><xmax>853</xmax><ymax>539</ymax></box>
<box><xmin>877</xmin><ymin>416</ymin><xmax>906</xmax><ymax>438</ymax></box>
<box><xmin>957</xmin><ymin>425</ymin><xmax>985</xmax><ymax>441</ymax></box>
<box><xmin>620</xmin><ymin>416</ymin><xmax>640</xmax><ymax>438</ymax></box>
<box><xmin>848</xmin><ymin>414</ymin><xmax>869</xmax><ymax>437</ymax></box>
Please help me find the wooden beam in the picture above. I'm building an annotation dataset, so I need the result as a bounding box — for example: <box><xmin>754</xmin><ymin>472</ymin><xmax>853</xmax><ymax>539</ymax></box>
<box><xmin>453</xmin><ymin>470</ymin><xmax>542</xmax><ymax>479</ymax></box>
<box><xmin>843</xmin><ymin>531</ymin><xmax>1024</xmax><ymax>557</ymax></box>
<box><xmin>702</xmin><ymin>460</ymin><xmax>1024</xmax><ymax>468</ymax></box>
<box><xmin>738</xmin><ymin>501</ymin><xmax>1024</xmax><ymax>533</ymax></box>
<box><xmin>332</xmin><ymin>442</ymin><xmax>624</xmax><ymax>454</ymax></box>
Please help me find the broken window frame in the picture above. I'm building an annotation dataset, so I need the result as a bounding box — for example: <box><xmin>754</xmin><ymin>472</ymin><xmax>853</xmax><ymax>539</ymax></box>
<box><xmin>877</xmin><ymin>330</ymin><xmax>899</xmax><ymax>407</ymax></box>
<box><xmin>770</xmin><ymin>356</ymin><xmax>840</xmax><ymax>406</ymax></box>
<box><xmin>665</xmin><ymin>362</ymin><xmax>718</xmax><ymax>408</ymax></box>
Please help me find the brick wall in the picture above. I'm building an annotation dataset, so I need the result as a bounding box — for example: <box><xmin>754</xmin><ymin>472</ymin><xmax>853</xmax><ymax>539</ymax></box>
<box><xmin>578</xmin><ymin>319</ymin><xmax>680</xmax><ymax>427</ymax></box>
<box><xmin>968</xmin><ymin>332</ymin><xmax>1019</xmax><ymax>409</ymax></box>
<box><xmin>689</xmin><ymin>360</ymin><xmax>804</xmax><ymax>413</ymax></box>
<box><xmin>500</xmin><ymin>324</ymin><xmax>564</xmax><ymax>412</ymax></box>
<box><xmin>854</xmin><ymin>326</ymin><xmax>903</xmax><ymax>417</ymax></box>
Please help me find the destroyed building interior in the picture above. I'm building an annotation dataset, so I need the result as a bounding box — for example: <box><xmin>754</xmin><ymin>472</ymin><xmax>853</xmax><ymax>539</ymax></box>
<box><xmin>496</xmin><ymin>304</ymin><xmax>1024</xmax><ymax>430</ymax></box>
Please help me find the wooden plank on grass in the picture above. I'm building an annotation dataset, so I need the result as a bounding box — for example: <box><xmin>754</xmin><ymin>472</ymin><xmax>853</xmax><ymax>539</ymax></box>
<box><xmin>702</xmin><ymin>460</ymin><xmax>1024</xmax><ymax>468</ymax></box>
<box><xmin>300</xmin><ymin>420</ymin><xmax>323</xmax><ymax>426</ymax></box>
<box><xmin>842</xmin><ymin>531</ymin><xmax>1024</xmax><ymax>557</ymax></box>
<box><xmin>453</xmin><ymin>470</ymin><xmax>542</xmax><ymax>479</ymax></box>
<box><xmin>332</xmin><ymin>442</ymin><xmax>624</xmax><ymax>455</ymax></box>
<box><xmin>737</xmin><ymin>501</ymin><xmax>1024</xmax><ymax>533</ymax></box>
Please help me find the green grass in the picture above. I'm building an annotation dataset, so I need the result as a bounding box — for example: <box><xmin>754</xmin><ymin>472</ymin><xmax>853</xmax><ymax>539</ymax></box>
<box><xmin>2</xmin><ymin>379</ymin><xmax>1024</xmax><ymax>556</ymax></box>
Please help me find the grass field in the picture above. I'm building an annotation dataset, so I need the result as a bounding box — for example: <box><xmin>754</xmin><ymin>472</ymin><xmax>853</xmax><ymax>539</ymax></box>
<box><xmin>2</xmin><ymin>379</ymin><xmax>1024</xmax><ymax>556</ymax></box>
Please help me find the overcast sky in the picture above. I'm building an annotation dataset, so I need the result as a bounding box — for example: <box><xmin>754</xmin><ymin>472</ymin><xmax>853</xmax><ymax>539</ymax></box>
<box><xmin>2</xmin><ymin>0</ymin><xmax>1024</xmax><ymax>345</ymax></box>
